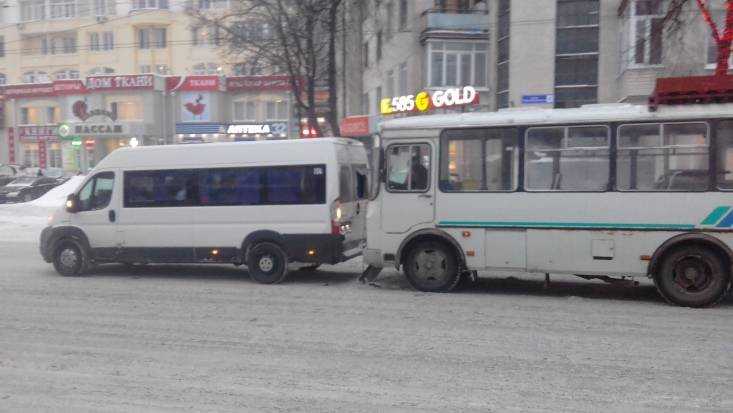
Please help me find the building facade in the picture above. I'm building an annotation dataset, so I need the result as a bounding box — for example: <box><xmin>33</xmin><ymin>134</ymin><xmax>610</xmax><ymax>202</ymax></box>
<box><xmin>339</xmin><ymin>0</ymin><xmax>725</xmax><ymax>120</ymax></box>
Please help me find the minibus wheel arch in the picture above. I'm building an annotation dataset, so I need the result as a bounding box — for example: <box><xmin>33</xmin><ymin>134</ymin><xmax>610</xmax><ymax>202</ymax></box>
<box><xmin>48</xmin><ymin>227</ymin><xmax>92</xmax><ymax>259</ymax></box>
<box><xmin>649</xmin><ymin>233</ymin><xmax>733</xmax><ymax>277</ymax></box>
<box><xmin>241</xmin><ymin>230</ymin><xmax>285</xmax><ymax>260</ymax></box>
<box><xmin>397</xmin><ymin>230</ymin><xmax>466</xmax><ymax>271</ymax></box>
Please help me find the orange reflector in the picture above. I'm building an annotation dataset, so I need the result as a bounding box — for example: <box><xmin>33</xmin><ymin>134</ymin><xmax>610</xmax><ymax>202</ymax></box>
<box><xmin>466</xmin><ymin>250</ymin><xmax>475</xmax><ymax>257</ymax></box>
<box><xmin>640</xmin><ymin>255</ymin><xmax>652</xmax><ymax>261</ymax></box>
<box><xmin>462</xmin><ymin>231</ymin><xmax>471</xmax><ymax>238</ymax></box>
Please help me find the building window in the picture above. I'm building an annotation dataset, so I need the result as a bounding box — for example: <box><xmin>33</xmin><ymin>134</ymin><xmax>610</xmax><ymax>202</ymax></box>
<box><xmin>22</xmin><ymin>71</ymin><xmax>49</xmax><ymax>83</ymax></box>
<box><xmin>399</xmin><ymin>0</ymin><xmax>408</xmax><ymax>29</ymax></box>
<box><xmin>386</xmin><ymin>70</ymin><xmax>395</xmax><ymax>97</ymax></box>
<box><xmin>132</xmin><ymin>0</ymin><xmax>169</xmax><ymax>10</ymax></box>
<box><xmin>0</xmin><ymin>36</ymin><xmax>4</xmax><ymax>57</ymax></box>
<box><xmin>192</xmin><ymin>26</ymin><xmax>220</xmax><ymax>46</ymax></box>
<box><xmin>398</xmin><ymin>62</ymin><xmax>408</xmax><ymax>95</ymax></box>
<box><xmin>46</xmin><ymin>106</ymin><xmax>61</xmax><ymax>123</ymax></box>
<box><xmin>496</xmin><ymin>0</ymin><xmax>510</xmax><ymax>108</ymax></box>
<box><xmin>89</xmin><ymin>32</ymin><xmax>100</xmax><ymax>51</ymax></box>
<box><xmin>265</xmin><ymin>100</ymin><xmax>288</xmax><ymax>120</ymax></box>
<box><xmin>109</xmin><ymin>99</ymin><xmax>143</xmax><ymax>120</ymax></box>
<box><xmin>234</xmin><ymin>101</ymin><xmax>257</xmax><ymax>121</ymax></box>
<box><xmin>20</xmin><ymin>0</ymin><xmax>46</xmax><ymax>22</ymax></box>
<box><xmin>94</xmin><ymin>0</ymin><xmax>116</xmax><ymax>16</ymax></box>
<box><xmin>0</xmin><ymin>73</ymin><xmax>6</xmax><ymax>86</ymax></box>
<box><xmin>622</xmin><ymin>0</ymin><xmax>664</xmax><ymax>68</ymax></box>
<box><xmin>54</xmin><ymin>69</ymin><xmax>79</xmax><ymax>80</ymax></box>
<box><xmin>361</xmin><ymin>92</ymin><xmax>369</xmax><ymax>115</ymax></box>
<box><xmin>20</xmin><ymin>107</ymin><xmax>42</xmax><ymax>124</ymax></box>
<box><xmin>192</xmin><ymin>62</ymin><xmax>220</xmax><ymax>75</ymax></box>
<box><xmin>363</xmin><ymin>42</ymin><xmax>369</xmax><ymax>68</ymax></box>
<box><xmin>49</xmin><ymin>0</ymin><xmax>76</xmax><ymax>19</ymax></box>
<box><xmin>555</xmin><ymin>0</ymin><xmax>599</xmax><ymax>109</ymax></box>
<box><xmin>385</xmin><ymin>2</ymin><xmax>394</xmax><ymax>40</ymax></box>
<box><xmin>196</xmin><ymin>0</ymin><xmax>229</xmax><ymax>9</ymax></box>
<box><xmin>377</xmin><ymin>31</ymin><xmax>383</xmax><ymax>61</ymax></box>
<box><xmin>139</xmin><ymin>28</ymin><xmax>167</xmax><ymax>49</ymax></box>
<box><xmin>428</xmin><ymin>41</ymin><xmax>488</xmax><ymax>87</ymax></box>
<box><xmin>88</xmin><ymin>66</ymin><xmax>115</xmax><ymax>75</ymax></box>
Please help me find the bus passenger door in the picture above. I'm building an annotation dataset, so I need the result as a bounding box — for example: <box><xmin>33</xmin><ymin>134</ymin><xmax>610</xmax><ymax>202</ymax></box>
<box><xmin>382</xmin><ymin>143</ymin><xmax>435</xmax><ymax>233</ymax></box>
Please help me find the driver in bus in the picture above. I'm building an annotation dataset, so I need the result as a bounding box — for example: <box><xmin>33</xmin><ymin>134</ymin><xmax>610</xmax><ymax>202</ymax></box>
<box><xmin>411</xmin><ymin>150</ymin><xmax>428</xmax><ymax>190</ymax></box>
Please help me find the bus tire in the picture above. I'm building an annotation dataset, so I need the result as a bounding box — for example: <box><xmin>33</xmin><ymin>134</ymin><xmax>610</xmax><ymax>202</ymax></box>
<box><xmin>653</xmin><ymin>245</ymin><xmax>730</xmax><ymax>308</ymax></box>
<box><xmin>403</xmin><ymin>241</ymin><xmax>460</xmax><ymax>293</ymax></box>
<box><xmin>247</xmin><ymin>242</ymin><xmax>289</xmax><ymax>284</ymax></box>
<box><xmin>52</xmin><ymin>239</ymin><xmax>88</xmax><ymax>277</ymax></box>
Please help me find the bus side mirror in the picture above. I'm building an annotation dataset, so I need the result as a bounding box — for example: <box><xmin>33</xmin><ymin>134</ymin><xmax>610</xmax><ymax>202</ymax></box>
<box><xmin>65</xmin><ymin>194</ymin><xmax>79</xmax><ymax>213</ymax></box>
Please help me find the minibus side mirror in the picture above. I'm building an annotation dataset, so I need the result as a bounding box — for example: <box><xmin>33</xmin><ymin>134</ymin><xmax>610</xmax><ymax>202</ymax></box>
<box><xmin>65</xmin><ymin>194</ymin><xmax>79</xmax><ymax>213</ymax></box>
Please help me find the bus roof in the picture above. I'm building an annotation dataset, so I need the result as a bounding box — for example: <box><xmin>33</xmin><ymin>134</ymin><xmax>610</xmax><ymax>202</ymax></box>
<box><xmin>379</xmin><ymin>103</ymin><xmax>733</xmax><ymax>132</ymax></box>
<box><xmin>96</xmin><ymin>138</ymin><xmax>362</xmax><ymax>170</ymax></box>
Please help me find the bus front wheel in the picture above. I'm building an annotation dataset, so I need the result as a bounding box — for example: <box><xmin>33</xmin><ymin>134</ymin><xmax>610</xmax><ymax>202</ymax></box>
<box><xmin>403</xmin><ymin>241</ymin><xmax>460</xmax><ymax>293</ymax></box>
<box><xmin>654</xmin><ymin>246</ymin><xmax>730</xmax><ymax>308</ymax></box>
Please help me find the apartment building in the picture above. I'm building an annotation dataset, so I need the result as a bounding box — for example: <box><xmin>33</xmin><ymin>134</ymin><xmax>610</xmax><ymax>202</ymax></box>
<box><xmin>339</xmin><ymin>0</ymin><xmax>722</xmax><ymax>121</ymax></box>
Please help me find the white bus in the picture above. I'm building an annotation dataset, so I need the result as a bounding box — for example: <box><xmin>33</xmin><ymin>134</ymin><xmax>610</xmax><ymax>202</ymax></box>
<box><xmin>40</xmin><ymin>139</ymin><xmax>369</xmax><ymax>283</ymax></box>
<box><xmin>361</xmin><ymin>103</ymin><xmax>733</xmax><ymax>307</ymax></box>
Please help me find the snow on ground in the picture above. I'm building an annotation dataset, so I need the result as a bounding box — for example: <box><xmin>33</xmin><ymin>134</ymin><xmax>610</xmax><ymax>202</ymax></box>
<box><xmin>0</xmin><ymin>175</ymin><xmax>85</xmax><ymax>243</ymax></box>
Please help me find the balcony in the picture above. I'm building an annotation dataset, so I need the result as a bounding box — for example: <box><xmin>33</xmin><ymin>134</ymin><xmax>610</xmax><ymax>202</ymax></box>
<box><xmin>420</xmin><ymin>9</ymin><xmax>489</xmax><ymax>42</ymax></box>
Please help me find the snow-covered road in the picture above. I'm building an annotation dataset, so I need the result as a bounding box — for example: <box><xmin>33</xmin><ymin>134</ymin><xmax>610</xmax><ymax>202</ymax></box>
<box><xmin>0</xmin><ymin>202</ymin><xmax>731</xmax><ymax>411</ymax></box>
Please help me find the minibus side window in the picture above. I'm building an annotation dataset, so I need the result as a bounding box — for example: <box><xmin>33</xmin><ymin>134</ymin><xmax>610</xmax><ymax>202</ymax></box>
<box><xmin>339</xmin><ymin>166</ymin><xmax>355</xmax><ymax>202</ymax></box>
<box><xmin>78</xmin><ymin>172</ymin><xmax>115</xmax><ymax>212</ymax></box>
<box><xmin>387</xmin><ymin>144</ymin><xmax>430</xmax><ymax>192</ymax></box>
<box><xmin>355</xmin><ymin>167</ymin><xmax>368</xmax><ymax>199</ymax></box>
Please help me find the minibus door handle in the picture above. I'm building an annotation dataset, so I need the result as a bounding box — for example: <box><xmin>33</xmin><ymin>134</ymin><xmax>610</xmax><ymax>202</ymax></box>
<box><xmin>108</xmin><ymin>210</ymin><xmax>116</xmax><ymax>223</ymax></box>
<box><xmin>418</xmin><ymin>194</ymin><xmax>433</xmax><ymax>199</ymax></box>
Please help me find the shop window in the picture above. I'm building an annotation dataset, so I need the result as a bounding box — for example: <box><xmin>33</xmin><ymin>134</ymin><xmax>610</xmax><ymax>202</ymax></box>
<box><xmin>525</xmin><ymin>125</ymin><xmax>610</xmax><ymax>191</ymax></box>
<box><xmin>22</xmin><ymin>145</ymin><xmax>39</xmax><ymax>167</ymax></box>
<box><xmin>265</xmin><ymin>100</ymin><xmax>288</xmax><ymax>120</ymax></box>
<box><xmin>20</xmin><ymin>107</ymin><xmax>41</xmax><ymax>125</ymax></box>
<box><xmin>46</xmin><ymin>107</ymin><xmax>60</xmax><ymax>123</ymax></box>
<box><xmin>233</xmin><ymin>100</ymin><xmax>257</xmax><ymax>121</ymax></box>
<box><xmin>617</xmin><ymin>122</ymin><xmax>710</xmax><ymax>191</ymax></box>
<box><xmin>109</xmin><ymin>100</ymin><xmax>142</xmax><ymax>120</ymax></box>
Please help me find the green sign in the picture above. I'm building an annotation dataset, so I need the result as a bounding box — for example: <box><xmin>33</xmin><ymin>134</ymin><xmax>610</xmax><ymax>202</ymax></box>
<box><xmin>71</xmin><ymin>137</ymin><xmax>82</xmax><ymax>147</ymax></box>
<box><xmin>57</xmin><ymin>123</ymin><xmax>72</xmax><ymax>139</ymax></box>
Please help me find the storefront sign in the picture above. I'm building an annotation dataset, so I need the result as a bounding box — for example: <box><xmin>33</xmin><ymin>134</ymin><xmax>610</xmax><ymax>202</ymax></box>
<box><xmin>57</xmin><ymin>123</ymin><xmax>72</xmax><ymax>139</ymax></box>
<box><xmin>73</xmin><ymin>123</ymin><xmax>128</xmax><ymax>135</ymax></box>
<box><xmin>226</xmin><ymin>76</ymin><xmax>297</xmax><ymax>92</ymax></box>
<box><xmin>17</xmin><ymin>125</ymin><xmax>58</xmax><ymax>142</ymax></box>
<box><xmin>181</xmin><ymin>92</ymin><xmax>211</xmax><ymax>122</ymax></box>
<box><xmin>3</xmin><ymin>83</ymin><xmax>55</xmax><ymax>98</ymax></box>
<box><xmin>71</xmin><ymin>99</ymin><xmax>116</xmax><ymax>122</ymax></box>
<box><xmin>339</xmin><ymin>116</ymin><xmax>371</xmax><ymax>137</ymax></box>
<box><xmin>522</xmin><ymin>94</ymin><xmax>554</xmax><ymax>105</ymax></box>
<box><xmin>53</xmin><ymin>80</ymin><xmax>87</xmax><ymax>95</ymax></box>
<box><xmin>38</xmin><ymin>140</ymin><xmax>47</xmax><ymax>169</ymax></box>
<box><xmin>175</xmin><ymin>123</ymin><xmax>227</xmax><ymax>135</ymax></box>
<box><xmin>167</xmin><ymin>75</ymin><xmax>221</xmax><ymax>92</ymax></box>
<box><xmin>380</xmin><ymin>86</ymin><xmax>479</xmax><ymax>115</ymax></box>
<box><xmin>227</xmin><ymin>123</ymin><xmax>288</xmax><ymax>135</ymax></box>
<box><xmin>86</xmin><ymin>75</ymin><xmax>154</xmax><ymax>91</ymax></box>
<box><xmin>7</xmin><ymin>127</ymin><xmax>15</xmax><ymax>164</ymax></box>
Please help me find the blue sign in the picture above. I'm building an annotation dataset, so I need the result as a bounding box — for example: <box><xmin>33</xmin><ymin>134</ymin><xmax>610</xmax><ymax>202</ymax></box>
<box><xmin>522</xmin><ymin>94</ymin><xmax>554</xmax><ymax>105</ymax></box>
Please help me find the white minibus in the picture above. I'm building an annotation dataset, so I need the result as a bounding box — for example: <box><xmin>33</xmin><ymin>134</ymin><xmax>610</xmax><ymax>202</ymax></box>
<box><xmin>40</xmin><ymin>138</ymin><xmax>369</xmax><ymax>283</ymax></box>
<box><xmin>361</xmin><ymin>103</ymin><xmax>733</xmax><ymax>307</ymax></box>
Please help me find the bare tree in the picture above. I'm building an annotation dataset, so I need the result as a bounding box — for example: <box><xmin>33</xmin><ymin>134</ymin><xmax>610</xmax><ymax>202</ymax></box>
<box><xmin>665</xmin><ymin>0</ymin><xmax>733</xmax><ymax>75</ymax></box>
<box><xmin>191</xmin><ymin>0</ymin><xmax>343</xmax><ymax>137</ymax></box>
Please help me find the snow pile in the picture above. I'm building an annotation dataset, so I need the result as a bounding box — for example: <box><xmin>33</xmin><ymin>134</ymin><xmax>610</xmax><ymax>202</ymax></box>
<box><xmin>30</xmin><ymin>175</ymin><xmax>85</xmax><ymax>208</ymax></box>
<box><xmin>0</xmin><ymin>203</ymin><xmax>51</xmax><ymax>243</ymax></box>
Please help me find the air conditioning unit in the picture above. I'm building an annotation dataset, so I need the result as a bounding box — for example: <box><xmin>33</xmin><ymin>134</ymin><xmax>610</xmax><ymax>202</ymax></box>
<box><xmin>96</xmin><ymin>16</ymin><xmax>108</xmax><ymax>23</ymax></box>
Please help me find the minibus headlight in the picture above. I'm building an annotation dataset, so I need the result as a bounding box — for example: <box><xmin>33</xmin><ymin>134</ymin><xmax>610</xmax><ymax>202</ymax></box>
<box><xmin>335</xmin><ymin>206</ymin><xmax>342</xmax><ymax>221</ymax></box>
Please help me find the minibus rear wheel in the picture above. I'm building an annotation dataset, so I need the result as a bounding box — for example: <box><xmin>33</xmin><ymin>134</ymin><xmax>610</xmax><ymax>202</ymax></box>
<box><xmin>654</xmin><ymin>245</ymin><xmax>730</xmax><ymax>308</ymax></box>
<box><xmin>53</xmin><ymin>239</ymin><xmax>88</xmax><ymax>277</ymax></box>
<box><xmin>247</xmin><ymin>242</ymin><xmax>289</xmax><ymax>284</ymax></box>
<box><xmin>403</xmin><ymin>241</ymin><xmax>460</xmax><ymax>293</ymax></box>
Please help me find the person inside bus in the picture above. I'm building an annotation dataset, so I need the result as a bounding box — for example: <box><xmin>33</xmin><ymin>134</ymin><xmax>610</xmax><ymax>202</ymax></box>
<box><xmin>411</xmin><ymin>150</ymin><xmax>429</xmax><ymax>190</ymax></box>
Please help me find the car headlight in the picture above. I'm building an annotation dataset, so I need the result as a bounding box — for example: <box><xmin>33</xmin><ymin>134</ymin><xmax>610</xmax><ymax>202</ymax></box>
<box><xmin>6</xmin><ymin>192</ymin><xmax>19</xmax><ymax>197</ymax></box>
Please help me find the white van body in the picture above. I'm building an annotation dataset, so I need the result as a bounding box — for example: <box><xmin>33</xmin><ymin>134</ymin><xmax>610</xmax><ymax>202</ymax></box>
<box><xmin>41</xmin><ymin>139</ymin><xmax>368</xmax><ymax>281</ymax></box>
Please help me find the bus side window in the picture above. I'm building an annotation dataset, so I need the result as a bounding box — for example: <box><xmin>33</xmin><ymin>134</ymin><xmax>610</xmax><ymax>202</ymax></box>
<box><xmin>387</xmin><ymin>144</ymin><xmax>430</xmax><ymax>192</ymax></box>
<box><xmin>355</xmin><ymin>168</ymin><xmax>368</xmax><ymax>199</ymax></box>
<box><xmin>717</xmin><ymin>121</ymin><xmax>733</xmax><ymax>190</ymax></box>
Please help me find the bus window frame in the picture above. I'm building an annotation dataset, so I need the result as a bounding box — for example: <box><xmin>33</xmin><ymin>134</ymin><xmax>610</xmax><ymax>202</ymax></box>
<box><xmin>384</xmin><ymin>142</ymin><xmax>432</xmax><ymax>194</ymax></box>
<box><xmin>523</xmin><ymin>124</ymin><xmax>612</xmax><ymax>193</ymax></box>
<box><xmin>439</xmin><ymin>127</ymin><xmax>521</xmax><ymax>193</ymax></box>
<box><xmin>615</xmin><ymin>121</ymin><xmax>712</xmax><ymax>193</ymax></box>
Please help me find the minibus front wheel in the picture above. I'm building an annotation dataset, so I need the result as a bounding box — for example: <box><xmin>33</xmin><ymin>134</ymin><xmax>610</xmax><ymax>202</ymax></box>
<box><xmin>52</xmin><ymin>239</ymin><xmax>89</xmax><ymax>277</ymax></box>
<box><xmin>403</xmin><ymin>241</ymin><xmax>461</xmax><ymax>293</ymax></box>
<box><xmin>247</xmin><ymin>242</ymin><xmax>289</xmax><ymax>284</ymax></box>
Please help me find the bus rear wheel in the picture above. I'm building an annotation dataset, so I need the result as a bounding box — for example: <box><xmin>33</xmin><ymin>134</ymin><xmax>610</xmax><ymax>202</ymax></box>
<box><xmin>247</xmin><ymin>242</ymin><xmax>289</xmax><ymax>284</ymax></box>
<box><xmin>654</xmin><ymin>246</ymin><xmax>730</xmax><ymax>308</ymax></box>
<box><xmin>403</xmin><ymin>241</ymin><xmax>460</xmax><ymax>293</ymax></box>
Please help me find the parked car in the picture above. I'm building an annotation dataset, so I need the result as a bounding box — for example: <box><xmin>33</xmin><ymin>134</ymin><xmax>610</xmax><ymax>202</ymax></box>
<box><xmin>0</xmin><ymin>176</ymin><xmax>62</xmax><ymax>203</ymax></box>
<box><xmin>0</xmin><ymin>164</ymin><xmax>22</xmax><ymax>187</ymax></box>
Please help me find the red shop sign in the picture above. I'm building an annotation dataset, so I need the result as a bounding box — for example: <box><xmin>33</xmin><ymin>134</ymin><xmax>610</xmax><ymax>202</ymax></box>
<box><xmin>226</xmin><ymin>75</ymin><xmax>298</xmax><ymax>92</ymax></box>
<box><xmin>339</xmin><ymin>116</ymin><xmax>371</xmax><ymax>137</ymax></box>
<box><xmin>86</xmin><ymin>74</ymin><xmax>155</xmax><ymax>91</ymax></box>
<box><xmin>7</xmin><ymin>127</ymin><xmax>15</xmax><ymax>164</ymax></box>
<box><xmin>38</xmin><ymin>140</ymin><xmax>47</xmax><ymax>169</ymax></box>
<box><xmin>167</xmin><ymin>75</ymin><xmax>221</xmax><ymax>92</ymax></box>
